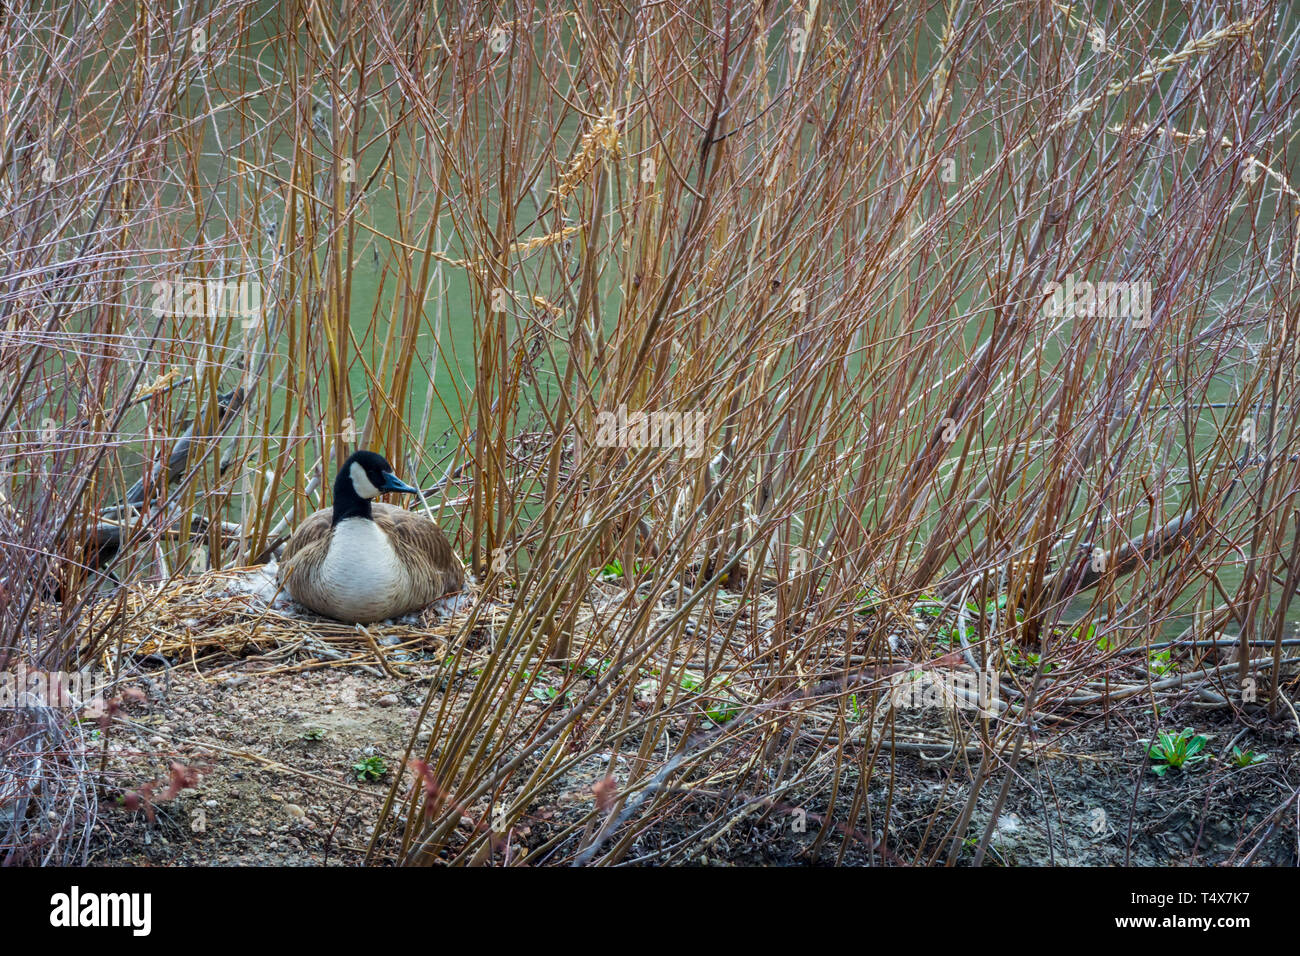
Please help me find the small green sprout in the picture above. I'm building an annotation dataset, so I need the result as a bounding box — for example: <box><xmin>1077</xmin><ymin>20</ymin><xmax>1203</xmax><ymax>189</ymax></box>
<box><xmin>1149</xmin><ymin>648</ymin><xmax>1175</xmax><ymax>676</ymax></box>
<box><xmin>569</xmin><ymin>657</ymin><xmax>611</xmax><ymax>678</ymax></box>
<box><xmin>1147</xmin><ymin>728</ymin><xmax>1210</xmax><ymax>776</ymax></box>
<box><xmin>855</xmin><ymin>588</ymin><xmax>881</xmax><ymax>615</ymax></box>
<box><xmin>1004</xmin><ymin>645</ymin><xmax>1053</xmax><ymax>673</ymax></box>
<box><xmin>1230</xmin><ymin>745</ymin><xmax>1267</xmax><ymax>768</ymax></box>
<box><xmin>915</xmin><ymin>597</ymin><xmax>943</xmax><ymax>617</ymax></box>
<box><xmin>531</xmin><ymin>683</ymin><xmax>572</xmax><ymax>704</ymax></box>
<box><xmin>353</xmin><ymin>755</ymin><xmax>388</xmax><ymax>782</ymax></box>
<box><xmin>978</xmin><ymin>595</ymin><xmax>1024</xmax><ymax>622</ymax></box>
<box><xmin>704</xmin><ymin>699</ymin><xmax>738</xmax><ymax>724</ymax></box>
<box><xmin>597</xmin><ymin>559</ymin><xmax>654</xmax><ymax>580</ymax></box>
<box><xmin>678</xmin><ymin>672</ymin><xmax>738</xmax><ymax>724</ymax></box>
<box><xmin>302</xmin><ymin>727</ymin><xmax>325</xmax><ymax>742</ymax></box>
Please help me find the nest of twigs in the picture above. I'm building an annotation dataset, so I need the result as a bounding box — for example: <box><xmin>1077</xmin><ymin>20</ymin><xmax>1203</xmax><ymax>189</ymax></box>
<box><xmin>82</xmin><ymin>566</ymin><xmax>495</xmax><ymax>682</ymax></box>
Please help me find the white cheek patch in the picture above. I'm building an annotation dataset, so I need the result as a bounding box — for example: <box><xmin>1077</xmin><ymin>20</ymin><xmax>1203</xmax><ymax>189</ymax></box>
<box><xmin>350</xmin><ymin>461</ymin><xmax>381</xmax><ymax>499</ymax></box>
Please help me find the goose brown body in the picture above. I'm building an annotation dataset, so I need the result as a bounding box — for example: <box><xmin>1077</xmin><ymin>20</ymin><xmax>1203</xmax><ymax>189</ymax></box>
<box><xmin>276</xmin><ymin>451</ymin><xmax>464</xmax><ymax>623</ymax></box>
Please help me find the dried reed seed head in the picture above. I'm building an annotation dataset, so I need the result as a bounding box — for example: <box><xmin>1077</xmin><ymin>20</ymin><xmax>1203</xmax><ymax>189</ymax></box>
<box><xmin>554</xmin><ymin>114</ymin><xmax>621</xmax><ymax>200</ymax></box>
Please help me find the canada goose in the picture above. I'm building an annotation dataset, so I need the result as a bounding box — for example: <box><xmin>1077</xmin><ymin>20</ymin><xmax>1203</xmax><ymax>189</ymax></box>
<box><xmin>277</xmin><ymin>450</ymin><xmax>464</xmax><ymax>623</ymax></box>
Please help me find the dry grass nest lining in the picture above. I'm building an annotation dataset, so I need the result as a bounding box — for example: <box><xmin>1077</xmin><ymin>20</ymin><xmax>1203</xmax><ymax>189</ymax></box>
<box><xmin>81</xmin><ymin>565</ymin><xmax>501</xmax><ymax>682</ymax></box>
<box><xmin>78</xmin><ymin>566</ymin><xmax>767</xmax><ymax>686</ymax></box>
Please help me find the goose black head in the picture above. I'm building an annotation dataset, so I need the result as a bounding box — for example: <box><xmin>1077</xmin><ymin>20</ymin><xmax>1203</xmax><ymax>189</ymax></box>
<box><xmin>332</xmin><ymin>450</ymin><xmax>419</xmax><ymax>524</ymax></box>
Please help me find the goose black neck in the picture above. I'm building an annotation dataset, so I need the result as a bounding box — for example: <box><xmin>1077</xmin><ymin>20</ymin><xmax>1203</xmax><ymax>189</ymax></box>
<box><xmin>331</xmin><ymin>467</ymin><xmax>372</xmax><ymax>525</ymax></box>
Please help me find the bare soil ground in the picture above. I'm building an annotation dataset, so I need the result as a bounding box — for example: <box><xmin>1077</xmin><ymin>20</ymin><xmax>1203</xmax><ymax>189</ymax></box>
<box><xmin>86</xmin><ymin>657</ymin><xmax>1299</xmax><ymax>866</ymax></box>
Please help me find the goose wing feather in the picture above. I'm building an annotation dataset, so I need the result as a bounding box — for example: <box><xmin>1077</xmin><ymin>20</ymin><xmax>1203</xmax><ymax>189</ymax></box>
<box><xmin>371</xmin><ymin>503</ymin><xmax>465</xmax><ymax>603</ymax></box>
<box><xmin>276</xmin><ymin>507</ymin><xmax>333</xmax><ymax>598</ymax></box>
<box><xmin>279</xmin><ymin>508</ymin><xmax>333</xmax><ymax>564</ymax></box>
